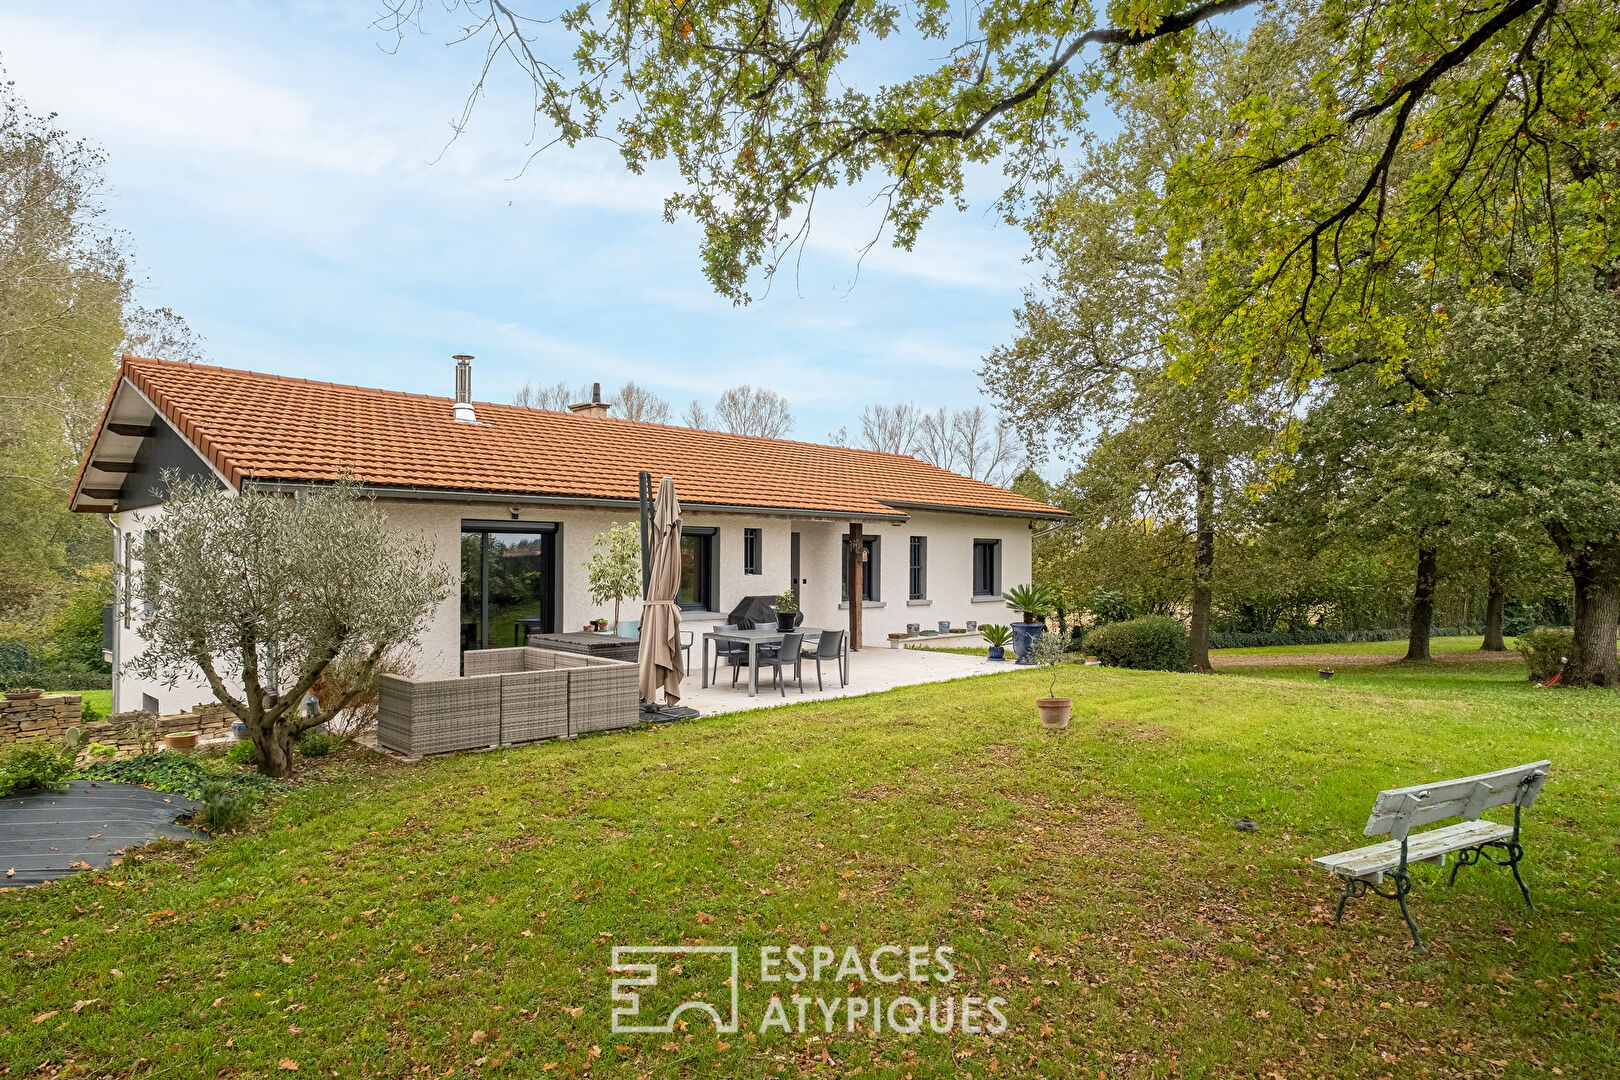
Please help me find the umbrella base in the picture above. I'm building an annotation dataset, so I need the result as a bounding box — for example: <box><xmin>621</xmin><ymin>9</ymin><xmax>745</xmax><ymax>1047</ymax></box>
<box><xmin>640</xmin><ymin>703</ymin><xmax>700</xmax><ymax>722</ymax></box>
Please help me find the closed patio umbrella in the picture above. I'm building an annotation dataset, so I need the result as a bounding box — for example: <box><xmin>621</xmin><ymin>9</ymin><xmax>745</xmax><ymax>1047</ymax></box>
<box><xmin>638</xmin><ymin>476</ymin><xmax>684</xmax><ymax>705</ymax></box>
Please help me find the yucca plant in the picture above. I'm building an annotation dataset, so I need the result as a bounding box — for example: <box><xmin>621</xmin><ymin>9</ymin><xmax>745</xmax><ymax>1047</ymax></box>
<box><xmin>1002</xmin><ymin>583</ymin><xmax>1058</xmax><ymax>623</ymax></box>
<box><xmin>979</xmin><ymin>624</ymin><xmax>1013</xmax><ymax>648</ymax></box>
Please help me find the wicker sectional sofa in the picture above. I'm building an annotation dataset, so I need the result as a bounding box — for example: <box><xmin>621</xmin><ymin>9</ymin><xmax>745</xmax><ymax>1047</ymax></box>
<box><xmin>378</xmin><ymin>646</ymin><xmax>639</xmax><ymax>757</ymax></box>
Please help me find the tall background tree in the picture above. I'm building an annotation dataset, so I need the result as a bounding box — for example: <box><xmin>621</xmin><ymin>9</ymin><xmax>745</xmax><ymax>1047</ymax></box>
<box><xmin>681</xmin><ymin>384</ymin><xmax>795</xmax><ymax>437</ymax></box>
<box><xmin>0</xmin><ymin>74</ymin><xmax>203</xmax><ymax>687</ymax></box>
<box><xmin>984</xmin><ymin>29</ymin><xmax>1280</xmax><ymax>669</ymax></box>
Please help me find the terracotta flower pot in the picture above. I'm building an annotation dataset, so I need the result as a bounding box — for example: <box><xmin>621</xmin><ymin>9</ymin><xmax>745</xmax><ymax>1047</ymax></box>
<box><xmin>164</xmin><ymin>731</ymin><xmax>199</xmax><ymax>752</ymax></box>
<box><xmin>1036</xmin><ymin>698</ymin><xmax>1072</xmax><ymax>729</ymax></box>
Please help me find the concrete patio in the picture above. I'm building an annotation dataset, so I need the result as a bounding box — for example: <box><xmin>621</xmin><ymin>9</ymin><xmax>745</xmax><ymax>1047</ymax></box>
<box><xmin>673</xmin><ymin>642</ymin><xmax>1019</xmax><ymax>715</ymax></box>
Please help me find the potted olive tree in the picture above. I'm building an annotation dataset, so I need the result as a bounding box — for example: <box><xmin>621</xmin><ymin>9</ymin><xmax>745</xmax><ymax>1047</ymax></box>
<box><xmin>1031</xmin><ymin>631</ymin><xmax>1072</xmax><ymax>728</ymax></box>
<box><xmin>774</xmin><ymin>587</ymin><xmax>798</xmax><ymax>631</ymax></box>
<box><xmin>1002</xmin><ymin>583</ymin><xmax>1058</xmax><ymax>665</ymax></box>
<box><xmin>979</xmin><ymin>624</ymin><xmax>1013</xmax><ymax>661</ymax></box>
<box><xmin>586</xmin><ymin>522</ymin><xmax>642</xmax><ymax>633</ymax></box>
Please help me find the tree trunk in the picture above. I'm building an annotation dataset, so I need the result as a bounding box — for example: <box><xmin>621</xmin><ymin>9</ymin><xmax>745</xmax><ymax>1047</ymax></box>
<box><xmin>250</xmin><ymin>719</ymin><xmax>297</xmax><ymax>779</ymax></box>
<box><xmin>1481</xmin><ymin>554</ymin><xmax>1506</xmax><ymax>652</ymax></box>
<box><xmin>1189</xmin><ymin>456</ymin><xmax>1215</xmax><ymax>673</ymax></box>
<box><xmin>1404</xmin><ymin>544</ymin><xmax>1438</xmax><ymax>662</ymax></box>
<box><xmin>1562</xmin><ymin>550</ymin><xmax>1620</xmax><ymax>687</ymax></box>
<box><xmin>1545</xmin><ymin>523</ymin><xmax>1620</xmax><ymax>687</ymax></box>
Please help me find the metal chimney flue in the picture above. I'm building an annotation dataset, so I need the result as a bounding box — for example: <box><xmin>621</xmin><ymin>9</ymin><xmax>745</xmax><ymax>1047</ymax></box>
<box><xmin>452</xmin><ymin>354</ymin><xmax>477</xmax><ymax>423</ymax></box>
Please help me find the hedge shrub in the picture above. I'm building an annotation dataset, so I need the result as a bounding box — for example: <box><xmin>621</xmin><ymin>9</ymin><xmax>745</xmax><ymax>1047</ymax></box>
<box><xmin>0</xmin><ymin>668</ymin><xmax>112</xmax><ymax>692</ymax></box>
<box><xmin>1516</xmin><ymin>628</ymin><xmax>1573</xmax><ymax>682</ymax></box>
<box><xmin>1086</xmin><ymin>616</ymin><xmax>1191</xmax><ymax>672</ymax></box>
<box><xmin>1207</xmin><ymin>625</ymin><xmax>1485</xmax><ymax>650</ymax></box>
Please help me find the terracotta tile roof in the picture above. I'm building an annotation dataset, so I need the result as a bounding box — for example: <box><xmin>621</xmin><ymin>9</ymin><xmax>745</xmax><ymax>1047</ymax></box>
<box><xmin>89</xmin><ymin>355</ymin><xmax>1066</xmax><ymax>520</ymax></box>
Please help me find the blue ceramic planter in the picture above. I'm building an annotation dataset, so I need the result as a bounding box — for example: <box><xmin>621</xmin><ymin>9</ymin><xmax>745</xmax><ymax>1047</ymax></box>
<box><xmin>987</xmin><ymin>646</ymin><xmax>1006</xmax><ymax>661</ymax></box>
<box><xmin>1010</xmin><ymin>622</ymin><xmax>1045</xmax><ymax>665</ymax></box>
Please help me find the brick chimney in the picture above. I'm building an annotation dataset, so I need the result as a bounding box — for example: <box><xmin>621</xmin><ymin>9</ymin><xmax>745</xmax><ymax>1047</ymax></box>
<box><xmin>452</xmin><ymin>355</ymin><xmax>477</xmax><ymax>423</ymax></box>
<box><xmin>568</xmin><ymin>381</ymin><xmax>612</xmax><ymax>419</ymax></box>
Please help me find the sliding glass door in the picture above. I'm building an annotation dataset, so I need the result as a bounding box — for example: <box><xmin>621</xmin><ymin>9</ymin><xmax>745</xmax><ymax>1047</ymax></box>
<box><xmin>460</xmin><ymin>522</ymin><xmax>558</xmax><ymax>668</ymax></box>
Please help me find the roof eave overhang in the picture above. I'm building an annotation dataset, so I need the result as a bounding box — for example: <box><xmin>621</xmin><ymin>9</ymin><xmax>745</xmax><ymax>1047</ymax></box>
<box><xmin>876</xmin><ymin>499</ymin><xmax>1069</xmax><ymax>521</ymax></box>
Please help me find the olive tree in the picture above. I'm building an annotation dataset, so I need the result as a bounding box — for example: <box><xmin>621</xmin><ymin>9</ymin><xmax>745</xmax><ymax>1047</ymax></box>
<box><xmin>127</xmin><ymin>477</ymin><xmax>454</xmax><ymax>777</ymax></box>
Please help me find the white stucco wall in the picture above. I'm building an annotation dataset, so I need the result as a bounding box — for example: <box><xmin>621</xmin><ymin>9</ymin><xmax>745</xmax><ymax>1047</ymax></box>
<box><xmin>111</xmin><ymin>497</ymin><xmax>1040</xmax><ymax>708</ymax></box>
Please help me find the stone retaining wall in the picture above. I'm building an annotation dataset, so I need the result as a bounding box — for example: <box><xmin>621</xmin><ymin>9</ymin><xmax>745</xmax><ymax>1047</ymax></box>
<box><xmin>0</xmin><ymin>693</ymin><xmax>84</xmax><ymax>745</ymax></box>
<box><xmin>1</xmin><ymin>694</ymin><xmax>237</xmax><ymax>758</ymax></box>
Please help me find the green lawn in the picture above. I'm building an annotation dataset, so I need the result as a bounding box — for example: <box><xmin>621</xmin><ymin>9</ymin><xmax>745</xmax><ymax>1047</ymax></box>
<box><xmin>4</xmin><ymin>663</ymin><xmax>1617</xmax><ymax>1078</ymax></box>
<box><xmin>51</xmin><ymin>688</ymin><xmax>111</xmax><ymax>715</ymax></box>
<box><xmin>1214</xmin><ymin>634</ymin><xmax>1491</xmax><ymax>655</ymax></box>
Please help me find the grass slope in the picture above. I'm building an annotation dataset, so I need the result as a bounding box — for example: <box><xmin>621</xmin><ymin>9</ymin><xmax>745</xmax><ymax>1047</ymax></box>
<box><xmin>4</xmin><ymin>665</ymin><xmax>1617</xmax><ymax>1079</ymax></box>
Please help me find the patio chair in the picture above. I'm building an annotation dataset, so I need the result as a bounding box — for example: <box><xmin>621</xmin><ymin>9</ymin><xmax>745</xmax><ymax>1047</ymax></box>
<box><xmin>679</xmin><ymin>630</ymin><xmax>693</xmax><ymax>672</ymax></box>
<box><xmin>800</xmin><ymin>629</ymin><xmax>846</xmax><ymax>691</ymax></box>
<box><xmin>753</xmin><ymin>632</ymin><xmax>805</xmax><ymax>697</ymax></box>
<box><xmin>711</xmin><ymin>624</ymin><xmax>748</xmax><ymax>683</ymax></box>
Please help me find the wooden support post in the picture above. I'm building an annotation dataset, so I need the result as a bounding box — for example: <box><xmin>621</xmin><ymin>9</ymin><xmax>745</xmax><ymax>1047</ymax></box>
<box><xmin>848</xmin><ymin>522</ymin><xmax>863</xmax><ymax>652</ymax></box>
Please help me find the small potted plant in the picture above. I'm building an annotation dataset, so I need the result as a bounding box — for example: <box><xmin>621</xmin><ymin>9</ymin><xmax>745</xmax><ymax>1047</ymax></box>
<box><xmin>774</xmin><ymin>587</ymin><xmax>798</xmax><ymax>631</ymax></box>
<box><xmin>1030</xmin><ymin>632</ymin><xmax>1072</xmax><ymax>729</ymax></box>
<box><xmin>3</xmin><ymin>687</ymin><xmax>44</xmax><ymax>701</ymax></box>
<box><xmin>593</xmin><ymin>617</ymin><xmax>609</xmax><ymax>632</ymax></box>
<box><xmin>164</xmin><ymin>730</ymin><xmax>200</xmax><ymax>752</ymax></box>
<box><xmin>980</xmin><ymin>624</ymin><xmax>1013</xmax><ymax>661</ymax></box>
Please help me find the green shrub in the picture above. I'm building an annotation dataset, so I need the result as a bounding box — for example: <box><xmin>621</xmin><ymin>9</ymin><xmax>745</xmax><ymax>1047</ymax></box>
<box><xmin>0</xmin><ymin>742</ymin><xmax>77</xmax><ymax>797</ymax></box>
<box><xmin>0</xmin><ymin>668</ymin><xmax>113</xmax><ymax>692</ymax></box>
<box><xmin>1500</xmin><ymin>602</ymin><xmax>1543</xmax><ymax>638</ymax></box>
<box><xmin>195</xmin><ymin>779</ymin><xmax>259</xmax><ymax>832</ymax></box>
<box><xmin>75</xmin><ymin>751</ymin><xmax>281</xmax><ymax>800</ymax></box>
<box><xmin>224</xmin><ymin>740</ymin><xmax>256</xmax><ymax>766</ymax></box>
<box><xmin>295</xmin><ymin>730</ymin><xmax>343</xmax><ymax>757</ymax></box>
<box><xmin>49</xmin><ymin>566</ymin><xmax>113</xmax><ymax>672</ymax></box>
<box><xmin>1515</xmin><ymin>628</ymin><xmax>1572</xmax><ymax>682</ymax></box>
<box><xmin>1086</xmin><ymin>616</ymin><xmax>1191</xmax><ymax>672</ymax></box>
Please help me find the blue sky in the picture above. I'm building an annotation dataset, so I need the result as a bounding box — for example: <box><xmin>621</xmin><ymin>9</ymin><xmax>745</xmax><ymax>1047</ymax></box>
<box><xmin>2</xmin><ymin>2</ymin><xmax>1072</xmax><ymax>448</ymax></box>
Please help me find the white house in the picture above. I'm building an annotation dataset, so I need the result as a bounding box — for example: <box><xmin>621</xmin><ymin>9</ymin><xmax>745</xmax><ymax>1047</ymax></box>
<box><xmin>71</xmin><ymin>356</ymin><xmax>1067</xmax><ymax>715</ymax></box>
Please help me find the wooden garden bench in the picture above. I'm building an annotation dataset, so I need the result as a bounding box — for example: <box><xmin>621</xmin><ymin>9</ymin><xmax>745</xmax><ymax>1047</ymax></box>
<box><xmin>1315</xmin><ymin>760</ymin><xmax>1550</xmax><ymax>951</ymax></box>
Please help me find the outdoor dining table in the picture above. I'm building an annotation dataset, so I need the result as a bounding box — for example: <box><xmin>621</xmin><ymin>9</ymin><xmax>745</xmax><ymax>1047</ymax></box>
<box><xmin>699</xmin><ymin>626</ymin><xmax>848</xmax><ymax>697</ymax></box>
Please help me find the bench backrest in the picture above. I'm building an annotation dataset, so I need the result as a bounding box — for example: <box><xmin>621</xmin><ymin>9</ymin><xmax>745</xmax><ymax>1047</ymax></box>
<box><xmin>1363</xmin><ymin>760</ymin><xmax>1550</xmax><ymax>839</ymax></box>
